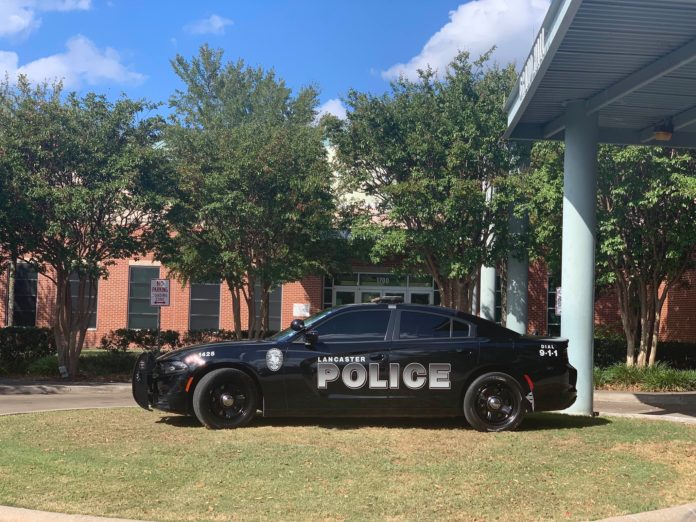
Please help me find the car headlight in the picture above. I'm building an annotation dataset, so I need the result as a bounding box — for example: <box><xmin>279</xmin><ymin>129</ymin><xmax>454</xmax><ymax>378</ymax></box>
<box><xmin>160</xmin><ymin>360</ymin><xmax>188</xmax><ymax>375</ymax></box>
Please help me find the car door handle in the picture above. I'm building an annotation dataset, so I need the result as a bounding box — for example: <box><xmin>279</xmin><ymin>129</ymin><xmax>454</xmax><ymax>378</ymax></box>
<box><xmin>370</xmin><ymin>353</ymin><xmax>385</xmax><ymax>361</ymax></box>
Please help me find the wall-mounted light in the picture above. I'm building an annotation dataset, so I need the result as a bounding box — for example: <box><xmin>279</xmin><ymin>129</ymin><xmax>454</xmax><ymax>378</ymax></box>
<box><xmin>653</xmin><ymin>122</ymin><xmax>673</xmax><ymax>142</ymax></box>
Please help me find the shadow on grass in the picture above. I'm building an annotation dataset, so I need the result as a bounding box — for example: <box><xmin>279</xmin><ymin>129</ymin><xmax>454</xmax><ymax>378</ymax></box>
<box><xmin>155</xmin><ymin>412</ymin><xmax>611</xmax><ymax>431</ymax></box>
<box><xmin>520</xmin><ymin>413</ymin><xmax>611</xmax><ymax>431</ymax></box>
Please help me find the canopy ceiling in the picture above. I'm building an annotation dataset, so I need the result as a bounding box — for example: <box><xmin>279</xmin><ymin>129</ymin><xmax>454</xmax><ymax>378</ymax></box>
<box><xmin>505</xmin><ymin>0</ymin><xmax>696</xmax><ymax>148</ymax></box>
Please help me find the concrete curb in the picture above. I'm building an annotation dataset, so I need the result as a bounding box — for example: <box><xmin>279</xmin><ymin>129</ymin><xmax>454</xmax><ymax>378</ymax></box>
<box><xmin>0</xmin><ymin>383</ymin><xmax>130</xmax><ymax>395</ymax></box>
<box><xmin>594</xmin><ymin>411</ymin><xmax>696</xmax><ymax>425</ymax></box>
<box><xmin>594</xmin><ymin>390</ymin><xmax>696</xmax><ymax>406</ymax></box>
<box><xmin>595</xmin><ymin>502</ymin><xmax>696</xmax><ymax>521</ymax></box>
<box><xmin>0</xmin><ymin>405</ymin><xmax>137</xmax><ymax>417</ymax></box>
<box><xmin>0</xmin><ymin>505</ymin><xmax>152</xmax><ymax>522</ymax></box>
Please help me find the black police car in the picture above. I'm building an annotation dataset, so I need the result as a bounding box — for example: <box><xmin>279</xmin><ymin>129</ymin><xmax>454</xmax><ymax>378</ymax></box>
<box><xmin>132</xmin><ymin>301</ymin><xmax>577</xmax><ymax>432</ymax></box>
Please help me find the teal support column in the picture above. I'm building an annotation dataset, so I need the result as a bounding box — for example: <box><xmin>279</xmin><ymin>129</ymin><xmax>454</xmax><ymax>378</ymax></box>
<box><xmin>561</xmin><ymin>101</ymin><xmax>598</xmax><ymax>416</ymax></box>
<box><xmin>506</xmin><ymin>211</ymin><xmax>529</xmax><ymax>335</ymax></box>
<box><xmin>480</xmin><ymin>184</ymin><xmax>496</xmax><ymax>322</ymax></box>
<box><xmin>480</xmin><ymin>266</ymin><xmax>496</xmax><ymax>321</ymax></box>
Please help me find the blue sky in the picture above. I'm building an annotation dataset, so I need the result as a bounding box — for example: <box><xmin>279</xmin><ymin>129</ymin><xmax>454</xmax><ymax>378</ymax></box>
<box><xmin>0</xmin><ymin>0</ymin><xmax>549</xmax><ymax>118</ymax></box>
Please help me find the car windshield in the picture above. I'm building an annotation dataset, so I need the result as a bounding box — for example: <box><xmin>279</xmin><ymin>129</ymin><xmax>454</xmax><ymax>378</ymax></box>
<box><xmin>268</xmin><ymin>308</ymin><xmax>335</xmax><ymax>342</ymax></box>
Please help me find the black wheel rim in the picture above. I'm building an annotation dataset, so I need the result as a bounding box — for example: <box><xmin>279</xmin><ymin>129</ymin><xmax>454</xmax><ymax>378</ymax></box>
<box><xmin>208</xmin><ymin>381</ymin><xmax>250</xmax><ymax>420</ymax></box>
<box><xmin>473</xmin><ymin>381</ymin><xmax>518</xmax><ymax>428</ymax></box>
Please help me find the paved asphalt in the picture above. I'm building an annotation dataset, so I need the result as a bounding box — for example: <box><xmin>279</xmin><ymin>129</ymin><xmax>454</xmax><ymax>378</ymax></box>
<box><xmin>1</xmin><ymin>379</ymin><xmax>694</xmax><ymax>423</ymax></box>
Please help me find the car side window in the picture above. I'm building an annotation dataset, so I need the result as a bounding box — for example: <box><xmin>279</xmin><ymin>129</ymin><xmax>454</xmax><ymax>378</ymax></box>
<box><xmin>399</xmin><ymin>311</ymin><xmax>451</xmax><ymax>339</ymax></box>
<box><xmin>452</xmin><ymin>319</ymin><xmax>471</xmax><ymax>338</ymax></box>
<box><xmin>313</xmin><ymin>311</ymin><xmax>391</xmax><ymax>342</ymax></box>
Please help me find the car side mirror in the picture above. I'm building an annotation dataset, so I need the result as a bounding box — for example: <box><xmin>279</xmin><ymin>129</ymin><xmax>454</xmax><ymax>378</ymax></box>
<box><xmin>304</xmin><ymin>330</ymin><xmax>318</xmax><ymax>348</ymax></box>
<box><xmin>291</xmin><ymin>319</ymin><xmax>305</xmax><ymax>331</ymax></box>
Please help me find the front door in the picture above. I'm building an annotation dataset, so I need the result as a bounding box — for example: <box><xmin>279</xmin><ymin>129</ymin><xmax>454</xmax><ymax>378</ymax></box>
<box><xmin>283</xmin><ymin>309</ymin><xmax>394</xmax><ymax>414</ymax></box>
<box><xmin>388</xmin><ymin>310</ymin><xmax>478</xmax><ymax>414</ymax></box>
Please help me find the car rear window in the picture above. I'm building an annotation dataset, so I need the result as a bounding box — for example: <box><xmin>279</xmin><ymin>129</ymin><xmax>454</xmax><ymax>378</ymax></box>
<box><xmin>399</xmin><ymin>311</ymin><xmax>451</xmax><ymax>339</ymax></box>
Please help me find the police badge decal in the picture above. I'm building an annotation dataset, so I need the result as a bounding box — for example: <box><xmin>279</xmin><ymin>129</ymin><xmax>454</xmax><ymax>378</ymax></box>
<box><xmin>266</xmin><ymin>348</ymin><xmax>283</xmax><ymax>372</ymax></box>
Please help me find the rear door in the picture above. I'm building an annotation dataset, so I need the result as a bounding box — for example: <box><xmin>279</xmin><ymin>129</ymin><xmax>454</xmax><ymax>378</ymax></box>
<box><xmin>388</xmin><ymin>310</ymin><xmax>478</xmax><ymax>414</ymax></box>
<box><xmin>283</xmin><ymin>309</ymin><xmax>394</xmax><ymax>414</ymax></box>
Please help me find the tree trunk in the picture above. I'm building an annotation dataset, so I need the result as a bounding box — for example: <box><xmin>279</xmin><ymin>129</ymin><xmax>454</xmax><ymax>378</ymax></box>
<box><xmin>6</xmin><ymin>258</ymin><xmax>15</xmax><ymax>327</ymax></box>
<box><xmin>648</xmin><ymin>308</ymin><xmax>660</xmax><ymax>367</ymax></box>
<box><xmin>226</xmin><ymin>281</ymin><xmax>243</xmax><ymax>340</ymax></box>
<box><xmin>52</xmin><ymin>271</ymin><xmax>97</xmax><ymax>379</ymax></box>
<box><xmin>244</xmin><ymin>278</ymin><xmax>256</xmax><ymax>340</ymax></box>
<box><xmin>648</xmin><ymin>288</ymin><xmax>669</xmax><ymax>367</ymax></box>
<box><xmin>614</xmin><ymin>277</ymin><xmax>639</xmax><ymax>366</ymax></box>
<box><xmin>636</xmin><ymin>280</ymin><xmax>656</xmax><ymax>367</ymax></box>
<box><xmin>256</xmin><ymin>283</ymin><xmax>271</xmax><ymax>340</ymax></box>
<box><xmin>439</xmin><ymin>277</ymin><xmax>473</xmax><ymax>312</ymax></box>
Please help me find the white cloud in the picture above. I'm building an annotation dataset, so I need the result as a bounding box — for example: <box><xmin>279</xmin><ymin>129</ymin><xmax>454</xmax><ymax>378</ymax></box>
<box><xmin>382</xmin><ymin>0</ymin><xmax>550</xmax><ymax>81</ymax></box>
<box><xmin>0</xmin><ymin>0</ymin><xmax>91</xmax><ymax>39</ymax></box>
<box><xmin>317</xmin><ymin>98</ymin><xmax>347</xmax><ymax>120</ymax></box>
<box><xmin>184</xmin><ymin>14</ymin><xmax>233</xmax><ymax>35</ymax></box>
<box><xmin>0</xmin><ymin>35</ymin><xmax>145</xmax><ymax>89</ymax></box>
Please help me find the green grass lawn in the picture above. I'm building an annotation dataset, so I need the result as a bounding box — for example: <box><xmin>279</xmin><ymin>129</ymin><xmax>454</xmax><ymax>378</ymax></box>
<box><xmin>0</xmin><ymin>410</ymin><xmax>694</xmax><ymax>521</ymax></box>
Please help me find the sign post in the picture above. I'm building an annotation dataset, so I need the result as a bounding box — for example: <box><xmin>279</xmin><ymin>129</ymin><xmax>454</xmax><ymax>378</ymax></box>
<box><xmin>150</xmin><ymin>279</ymin><xmax>170</xmax><ymax>350</ymax></box>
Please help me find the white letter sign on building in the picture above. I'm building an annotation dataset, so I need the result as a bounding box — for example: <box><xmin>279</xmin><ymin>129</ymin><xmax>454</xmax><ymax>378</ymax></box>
<box><xmin>150</xmin><ymin>279</ymin><xmax>170</xmax><ymax>307</ymax></box>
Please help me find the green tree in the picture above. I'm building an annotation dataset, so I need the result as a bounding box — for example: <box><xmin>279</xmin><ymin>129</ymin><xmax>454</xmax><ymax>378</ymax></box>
<box><xmin>0</xmin><ymin>77</ymin><xmax>172</xmax><ymax>377</ymax></box>
<box><xmin>597</xmin><ymin>146</ymin><xmax>696</xmax><ymax>366</ymax></box>
<box><xmin>326</xmin><ymin>51</ymin><xmax>521</xmax><ymax>311</ymax></box>
<box><xmin>163</xmin><ymin>46</ymin><xmax>337</xmax><ymax>338</ymax></box>
<box><xmin>524</xmin><ymin>143</ymin><xmax>696</xmax><ymax>366</ymax></box>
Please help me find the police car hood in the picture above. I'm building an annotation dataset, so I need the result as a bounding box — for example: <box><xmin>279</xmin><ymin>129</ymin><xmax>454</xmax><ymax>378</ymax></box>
<box><xmin>156</xmin><ymin>340</ymin><xmax>274</xmax><ymax>361</ymax></box>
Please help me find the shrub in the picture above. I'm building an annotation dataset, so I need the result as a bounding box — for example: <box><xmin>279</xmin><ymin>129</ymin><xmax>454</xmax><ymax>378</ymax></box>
<box><xmin>182</xmin><ymin>329</ymin><xmax>240</xmax><ymax>346</ymax></box>
<box><xmin>80</xmin><ymin>350</ymin><xmax>139</xmax><ymax>376</ymax></box>
<box><xmin>0</xmin><ymin>327</ymin><xmax>56</xmax><ymax>373</ymax></box>
<box><xmin>594</xmin><ymin>362</ymin><xmax>696</xmax><ymax>391</ymax></box>
<box><xmin>594</xmin><ymin>338</ymin><xmax>696</xmax><ymax>370</ymax></box>
<box><xmin>100</xmin><ymin>329</ymin><xmax>181</xmax><ymax>352</ymax></box>
<box><xmin>26</xmin><ymin>355</ymin><xmax>59</xmax><ymax>376</ymax></box>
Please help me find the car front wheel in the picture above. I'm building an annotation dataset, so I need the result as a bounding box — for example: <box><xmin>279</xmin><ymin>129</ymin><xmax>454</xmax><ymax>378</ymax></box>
<box><xmin>463</xmin><ymin>372</ymin><xmax>525</xmax><ymax>432</ymax></box>
<box><xmin>193</xmin><ymin>368</ymin><xmax>259</xmax><ymax>429</ymax></box>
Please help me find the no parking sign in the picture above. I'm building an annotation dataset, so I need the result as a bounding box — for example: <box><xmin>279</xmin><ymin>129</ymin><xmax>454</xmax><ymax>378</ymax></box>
<box><xmin>150</xmin><ymin>279</ymin><xmax>170</xmax><ymax>306</ymax></box>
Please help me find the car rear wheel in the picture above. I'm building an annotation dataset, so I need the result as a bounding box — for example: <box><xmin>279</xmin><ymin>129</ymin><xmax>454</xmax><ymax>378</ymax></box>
<box><xmin>193</xmin><ymin>368</ymin><xmax>259</xmax><ymax>429</ymax></box>
<box><xmin>463</xmin><ymin>372</ymin><xmax>525</xmax><ymax>432</ymax></box>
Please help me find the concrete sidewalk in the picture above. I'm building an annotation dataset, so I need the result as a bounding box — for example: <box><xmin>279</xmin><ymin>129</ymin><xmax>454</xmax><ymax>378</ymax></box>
<box><xmin>0</xmin><ymin>380</ymin><xmax>132</xmax><ymax>415</ymax></box>
<box><xmin>594</xmin><ymin>390</ymin><xmax>696</xmax><ymax>424</ymax></box>
<box><xmin>596</xmin><ymin>503</ymin><xmax>696</xmax><ymax>521</ymax></box>
<box><xmin>0</xmin><ymin>505</ymin><xmax>151</xmax><ymax>522</ymax></box>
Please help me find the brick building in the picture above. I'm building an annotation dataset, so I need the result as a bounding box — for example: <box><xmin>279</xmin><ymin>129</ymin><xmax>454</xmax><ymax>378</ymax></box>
<box><xmin>0</xmin><ymin>256</ymin><xmax>694</xmax><ymax>344</ymax></box>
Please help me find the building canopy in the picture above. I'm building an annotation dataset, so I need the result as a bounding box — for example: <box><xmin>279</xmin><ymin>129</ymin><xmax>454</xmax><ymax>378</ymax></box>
<box><xmin>505</xmin><ymin>0</ymin><xmax>696</xmax><ymax>148</ymax></box>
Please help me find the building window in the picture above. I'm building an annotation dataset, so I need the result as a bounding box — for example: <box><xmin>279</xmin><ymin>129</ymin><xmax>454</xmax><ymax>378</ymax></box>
<box><xmin>254</xmin><ymin>284</ymin><xmax>283</xmax><ymax>332</ymax></box>
<box><xmin>323</xmin><ymin>276</ymin><xmax>333</xmax><ymax>309</ymax></box>
<box><xmin>547</xmin><ymin>278</ymin><xmax>561</xmax><ymax>337</ymax></box>
<box><xmin>494</xmin><ymin>275</ymin><xmax>503</xmax><ymax>325</ymax></box>
<box><xmin>69</xmin><ymin>272</ymin><xmax>98</xmax><ymax>329</ymax></box>
<box><xmin>324</xmin><ymin>271</ymin><xmax>435</xmax><ymax>307</ymax></box>
<box><xmin>13</xmin><ymin>262</ymin><xmax>38</xmax><ymax>327</ymax></box>
<box><xmin>189</xmin><ymin>282</ymin><xmax>220</xmax><ymax>331</ymax></box>
<box><xmin>128</xmin><ymin>266</ymin><xmax>160</xmax><ymax>329</ymax></box>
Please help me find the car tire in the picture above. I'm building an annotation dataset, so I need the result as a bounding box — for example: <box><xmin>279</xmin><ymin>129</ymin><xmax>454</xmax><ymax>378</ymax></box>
<box><xmin>463</xmin><ymin>372</ymin><xmax>525</xmax><ymax>432</ymax></box>
<box><xmin>193</xmin><ymin>368</ymin><xmax>259</xmax><ymax>429</ymax></box>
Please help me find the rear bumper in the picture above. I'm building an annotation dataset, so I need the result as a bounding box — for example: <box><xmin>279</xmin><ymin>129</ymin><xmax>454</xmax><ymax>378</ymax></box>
<box><xmin>131</xmin><ymin>352</ymin><xmax>191</xmax><ymax>415</ymax></box>
<box><xmin>531</xmin><ymin>364</ymin><xmax>578</xmax><ymax>412</ymax></box>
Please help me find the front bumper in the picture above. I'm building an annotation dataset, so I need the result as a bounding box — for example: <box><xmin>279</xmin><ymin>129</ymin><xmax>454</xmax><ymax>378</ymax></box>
<box><xmin>132</xmin><ymin>352</ymin><xmax>191</xmax><ymax>415</ymax></box>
